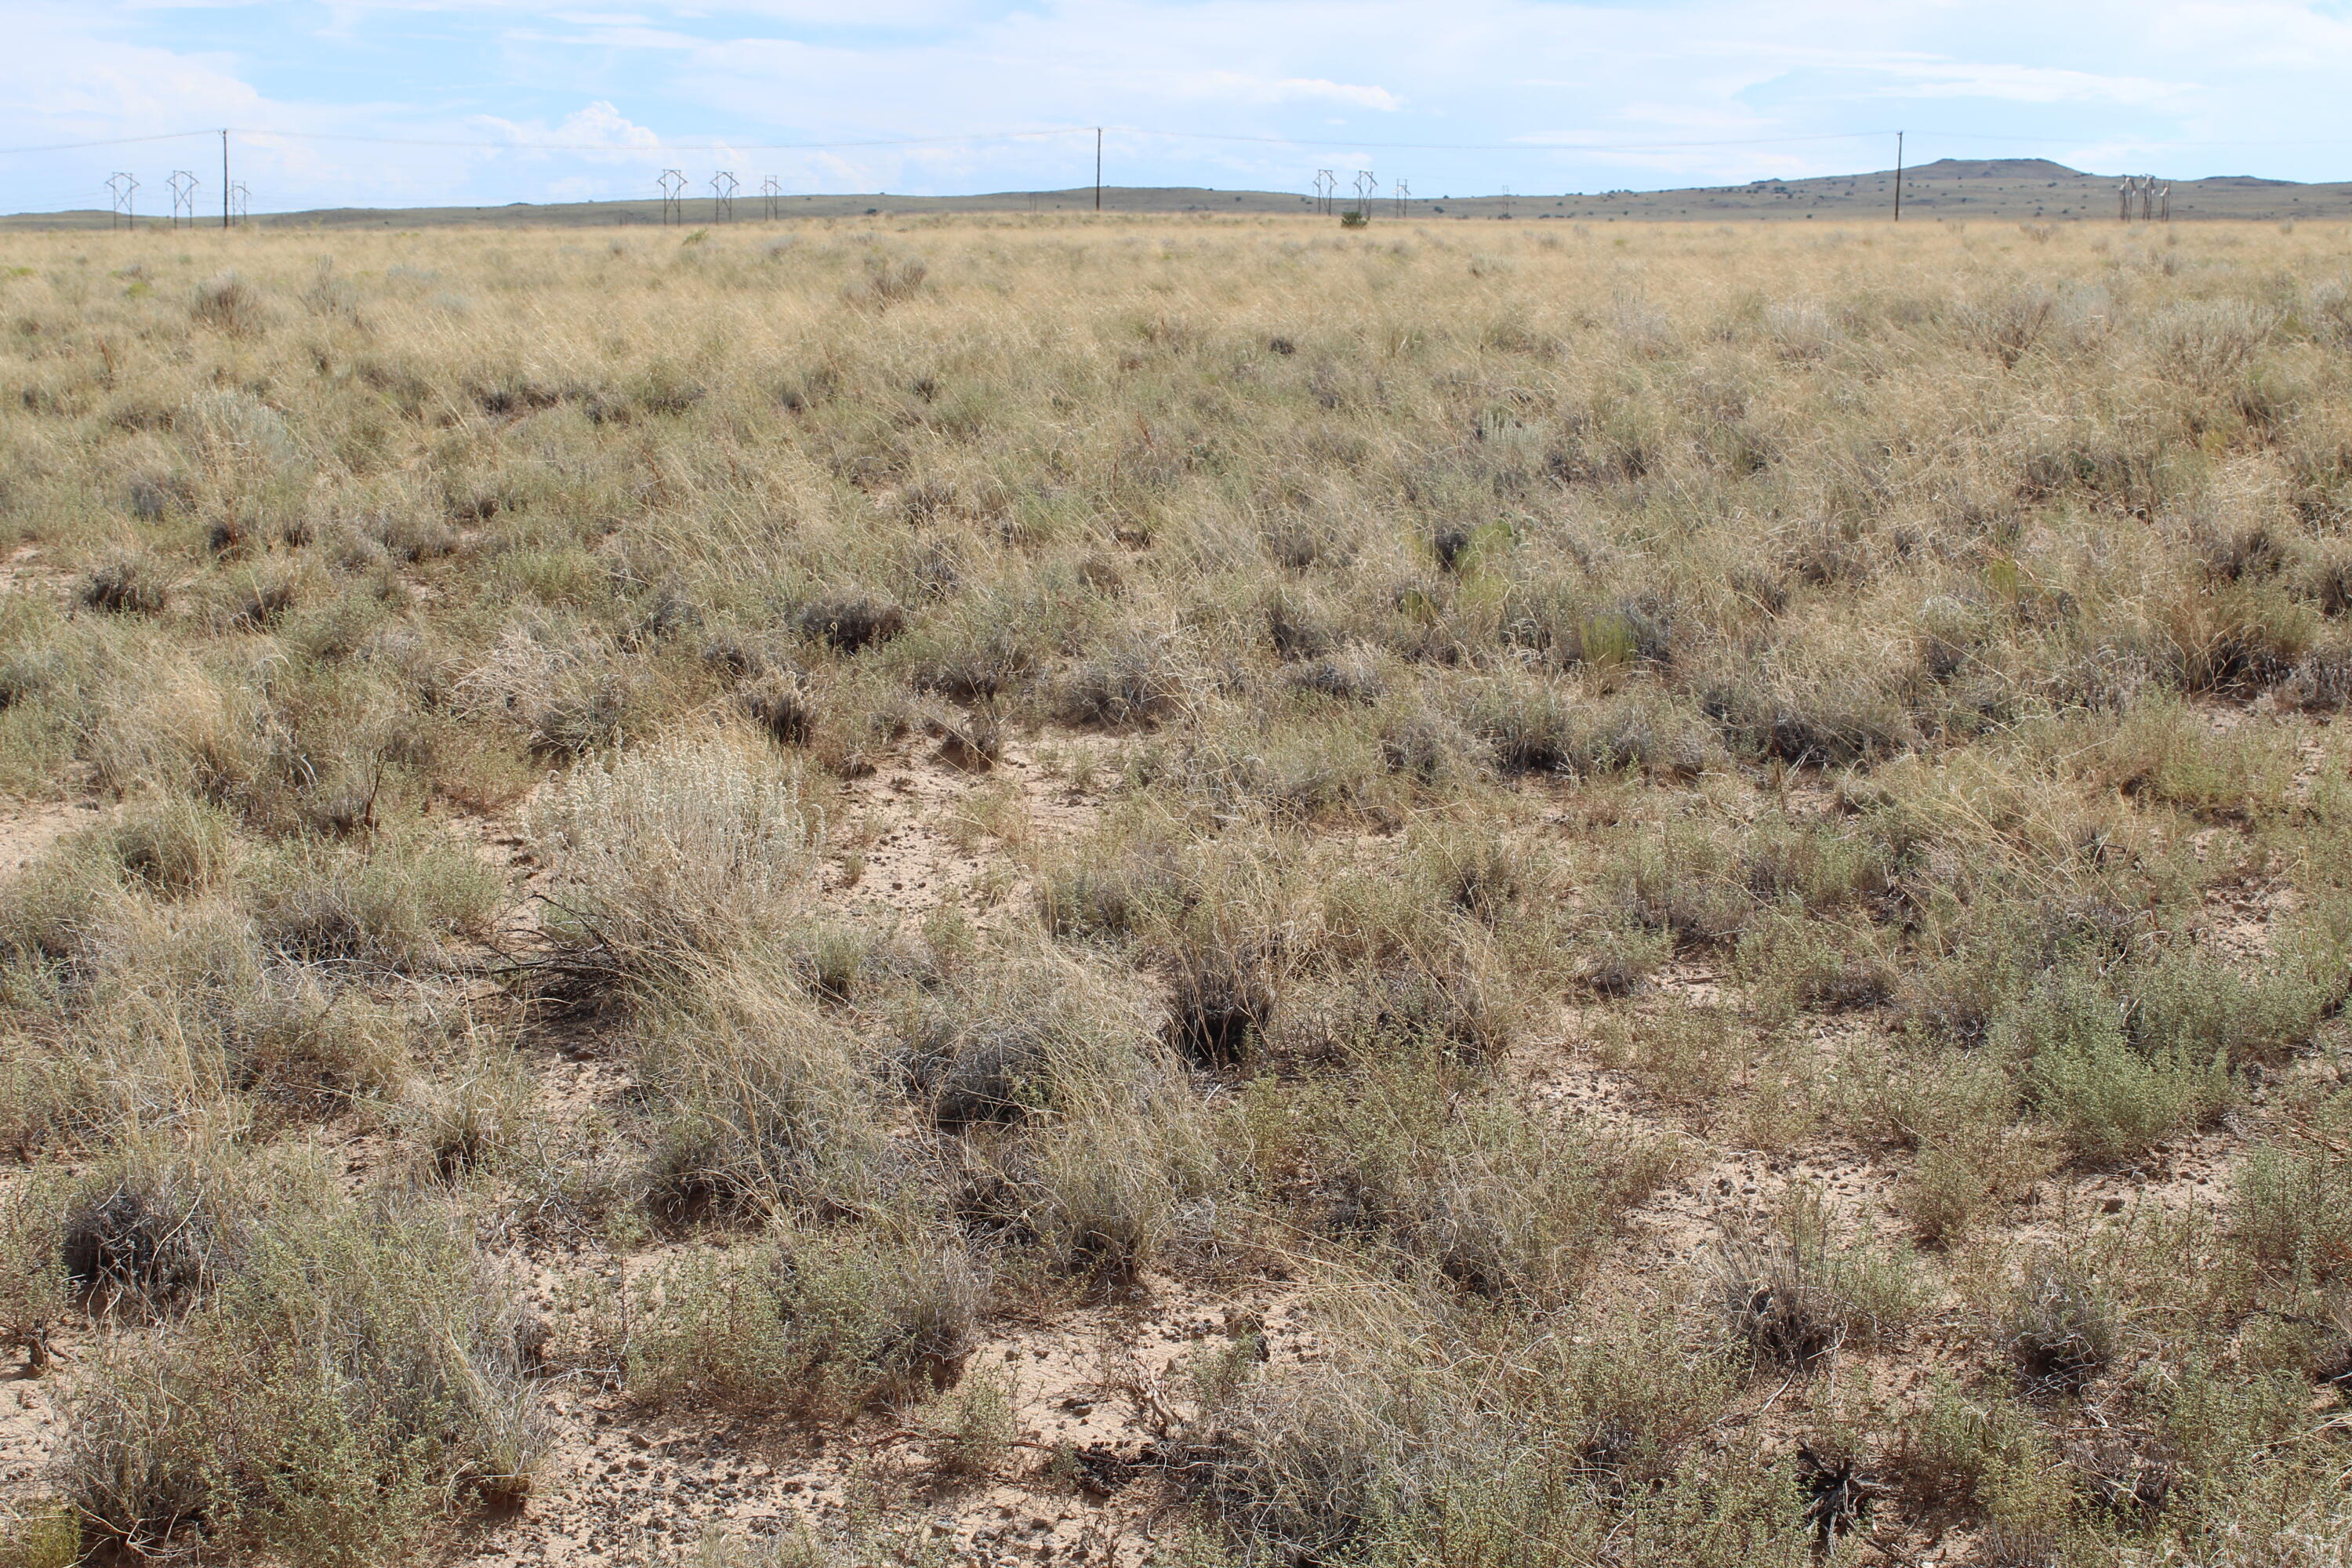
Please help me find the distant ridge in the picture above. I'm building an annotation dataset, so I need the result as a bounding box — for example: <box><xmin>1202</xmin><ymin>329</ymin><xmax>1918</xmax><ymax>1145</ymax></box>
<box><xmin>9</xmin><ymin>158</ymin><xmax>2350</xmax><ymax>229</ymax></box>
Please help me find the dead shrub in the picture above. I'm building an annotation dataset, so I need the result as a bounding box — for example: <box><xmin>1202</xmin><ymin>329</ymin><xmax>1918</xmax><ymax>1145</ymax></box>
<box><xmin>82</xmin><ymin>557</ymin><xmax>170</xmax><ymax>616</ymax></box>
<box><xmin>2000</xmin><ymin>1257</ymin><xmax>2118</xmax><ymax>1394</ymax></box>
<box><xmin>189</xmin><ymin>272</ymin><xmax>267</xmax><ymax>336</ymax></box>
<box><xmin>798</xmin><ymin>592</ymin><xmax>906</xmax><ymax>652</ymax></box>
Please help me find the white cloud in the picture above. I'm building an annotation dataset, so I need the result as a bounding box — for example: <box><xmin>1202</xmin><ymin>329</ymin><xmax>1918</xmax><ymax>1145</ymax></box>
<box><xmin>472</xmin><ymin>100</ymin><xmax>665</xmax><ymax>148</ymax></box>
<box><xmin>1885</xmin><ymin>63</ymin><xmax>2194</xmax><ymax>107</ymax></box>
<box><xmin>1170</xmin><ymin>73</ymin><xmax>1403</xmax><ymax>111</ymax></box>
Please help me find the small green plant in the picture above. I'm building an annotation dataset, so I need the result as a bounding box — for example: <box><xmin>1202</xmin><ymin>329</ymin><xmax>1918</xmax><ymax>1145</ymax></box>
<box><xmin>0</xmin><ymin>1500</ymin><xmax>79</xmax><ymax>1568</ymax></box>
<box><xmin>923</xmin><ymin>1365</ymin><xmax>1017</xmax><ymax>1476</ymax></box>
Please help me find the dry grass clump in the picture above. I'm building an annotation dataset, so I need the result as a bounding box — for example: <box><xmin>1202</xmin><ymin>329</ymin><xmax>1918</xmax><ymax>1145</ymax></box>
<box><xmin>637</xmin><ymin>953</ymin><xmax>898</xmax><ymax>1216</ymax></box>
<box><xmin>1709</xmin><ymin>1189</ymin><xmax>1926</xmax><ymax>1369</ymax></box>
<box><xmin>244</xmin><ymin>829</ymin><xmax>500</xmax><ymax>967</ymax></box>
<box><xmin>1184</xmin><ymin>1287</ymin><xmax>1783</xmax><ymax>1567</ymax></box>
<box><xmin>1297</xmin><ymin>1045</ymin><xmax>1682</xmax><ymax>1301</ymax></box>
<box><xmin>893</xmin><ymin>941</ymin><xmax>1220</xmax><ymax>1280</ymax></box>
<box><xmin>525</xmin><ymin>731</ymin><xmax>816</xmax><ymax>1001</ymax></box>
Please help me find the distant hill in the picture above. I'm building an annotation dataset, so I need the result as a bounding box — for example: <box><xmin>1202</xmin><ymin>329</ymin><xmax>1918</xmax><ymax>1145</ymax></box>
<box><xmin>9</xmin><ymin>158</ymin><xmax>2349</xmax><ymax>230</ymax></box>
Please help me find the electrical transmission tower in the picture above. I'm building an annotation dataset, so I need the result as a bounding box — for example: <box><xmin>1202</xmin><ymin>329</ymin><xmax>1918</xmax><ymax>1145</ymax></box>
<box><xmin>168</xmin><ymin>171</ymin><xmax>198</xmax><ymax>229</ymax></box>
<box><xmin>1393</xmin><ymin>180</ymin><xmax>1410</xmax><ymax>218</ymax></box>
<box><xmin>710</xmin><ymin>171</ymin><xmax>738</xmax><ymax>222</ymax></box>
<box><xmin>659</xmin><ymin>169</ymin><xmax>688</xmax><ymax>226</ymax></box>
<box><xmin>1313</xmin><ymin>169</ymin><xmax>1336</xmax><ymax>215</ymax></box>
<box><xmin>107</xmin><ymin>172</ymin><xmax>138</xmax><ymax>230</ymax></box>
<box><xmin>2118</xmin><ymin>175</ymin><xmax>2169</xmax><ymax>223</ymax></box>
<box><xmin>1353</xmin><ymin>170</ymin><xmax>1377</xmax><ymax>218</ymax></box>
<box><xmin>229</xmin><ymin>183</ymin><xmax>249</xmax><ymax>227</ymax></box>
<box><xmin>761</xmin><ymin>176</ymin><xmax>780</xmax><ymax>221</ymax></box>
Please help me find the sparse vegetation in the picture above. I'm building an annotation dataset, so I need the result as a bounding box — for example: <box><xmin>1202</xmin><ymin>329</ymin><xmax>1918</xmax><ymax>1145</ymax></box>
<box><xmin>2</xmin><ymin>214</ymin><xmax>2350</xmax><ymax>1564</ymax></box>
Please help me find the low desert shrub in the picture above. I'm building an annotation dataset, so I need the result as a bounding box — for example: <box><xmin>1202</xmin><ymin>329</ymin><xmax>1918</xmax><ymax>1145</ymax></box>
<box><xmin>82</xmin><ymin>555</ymin><xmax>171</xmax><ymax>616</ymax></box>
<box><xmin>797</xmin><ymin>591</ymin><xmax>905</xmax><ymax>652</ymax></box>
<box><xmin>59</xmin><ymin>1188</ymin><xmax>546</xmax><ymax>1562</ymax></box>
<box><xmin>2231</xmin><ymin>1135</ymin><xmax>2352</xmax><ymax>1283</ymax></box>
<box><xmin>0</xmin><ymin>1499</ymin><xmax>79</xmax><ymax>1568</ymax></box>
<box><xmin>57</xmin><ymin>1143</ymin><xmax>247</xmax><ymax>1313</ymax></box>
<box><xmin>1301</xmin><ymin>1045</ymin><xmax>1681</xmax><ymax>1301</ymax></box>
<box><xmin>1056</xmin><ymin>630</ymin><xmax>1195</xmax><ymax>727</ymax></box>
<box><xmin>1996</xmin><ymin>966</ymin><xmax>2234</xmax><ymax>1164</ymax></box>
<box><xmin>0</xmin><ymin>1181</ymin><xmax>69</xmax><ymax>1372</ymax></box>
<box><xmin>626</xmin><ymin>1214</ymin><xmax>985</xmax><ymax>1414</ymax></box>
<box><xmin>189</xmin><ymin>271</ymin><xmax>268</xmax><ymax>336</ymax></box>
<box><xmin>2000</xmin><ymin>1257</ymin><xmax>2118</xmax><ymax>1394</ymax></box>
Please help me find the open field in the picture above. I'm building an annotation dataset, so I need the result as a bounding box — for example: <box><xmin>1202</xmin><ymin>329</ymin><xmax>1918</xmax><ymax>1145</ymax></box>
<box><xmin>13</xmin><ymin>157</ymin><xmax>2352</xmax><ymax>232</ymax></box>
<box><xmin>5</xmin><ymin>212</ymin><xmax>2352</xmax><ymax>1565</ymax></box>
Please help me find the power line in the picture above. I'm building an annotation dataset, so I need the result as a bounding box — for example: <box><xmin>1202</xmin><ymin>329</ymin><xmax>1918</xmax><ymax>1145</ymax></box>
<box><xmin>212</xmin><ymin>127</ymin><xmax>1089</xmax><ymax>153</ymax></box>
<box><xmin>0</xmin><ymin>129</ymin><xmax>218</xmax><ymax>155</ymax></box>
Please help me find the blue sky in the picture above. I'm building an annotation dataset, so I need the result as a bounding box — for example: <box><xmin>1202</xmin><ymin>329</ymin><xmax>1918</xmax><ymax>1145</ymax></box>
<box><xmin>5</xmin><ymin>1</ymin><xmax>2350</xmax><ymax>214</ymax></box>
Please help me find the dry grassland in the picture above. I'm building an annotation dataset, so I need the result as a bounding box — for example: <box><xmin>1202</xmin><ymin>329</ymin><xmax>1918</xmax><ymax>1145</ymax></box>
<box><xmin>3</xmin><ymin>213</ymin><xmax>2352</xmax><ymax>1566</ymax></box>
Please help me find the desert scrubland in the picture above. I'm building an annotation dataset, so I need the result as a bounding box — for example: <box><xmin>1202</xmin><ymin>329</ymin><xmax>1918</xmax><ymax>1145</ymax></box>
<box><xmin>4</xmin><ymin>214</ymin><xmax>2352</xmax><ymax>1565</ymax></box>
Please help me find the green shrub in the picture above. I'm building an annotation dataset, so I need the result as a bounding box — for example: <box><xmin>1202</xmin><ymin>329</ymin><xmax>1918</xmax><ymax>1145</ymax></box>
<box><xmin>2232</xmin><ymin>1138</ymin><xmax>2352</xmax><ymax>1283</ymax></box>
<box><xmin>0</xmin><ymin>1500</ymin><xmax>79</xmax><ymax>1568</ymax></box>
<box><xmin>1998</xmin><ymin>966</ymin><xmax>2234</xmax><ymax>1163</ymax></box>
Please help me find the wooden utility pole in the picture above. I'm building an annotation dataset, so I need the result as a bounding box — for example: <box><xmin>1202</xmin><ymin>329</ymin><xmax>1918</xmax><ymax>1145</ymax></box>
<box><xmin>1094</xmin><ymin>128</ymin><xmax>1103</xmax><ymax>212</ymax></box>
<box><xmin>1893</xmin><ymin>130</ymin><xmax>1903</xmax><ymax>222</ymax></box>
<box><xmin>222</xmin><ymin>129</ymin><xmax>231</xmax><ymax>229</ymax></box>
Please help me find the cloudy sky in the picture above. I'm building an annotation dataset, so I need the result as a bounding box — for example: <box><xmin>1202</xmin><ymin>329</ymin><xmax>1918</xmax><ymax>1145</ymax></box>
<box><xmin>5</xmin><ymin>0</ymin><xmax>2348</xmax><ymax>214</ymax></box>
